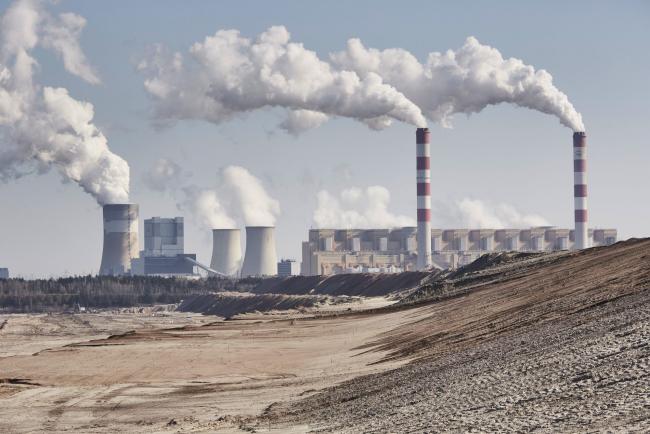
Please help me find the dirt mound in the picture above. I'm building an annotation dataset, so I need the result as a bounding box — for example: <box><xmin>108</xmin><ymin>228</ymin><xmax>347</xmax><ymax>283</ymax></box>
<box><xmin>446</xmin><ymin>250</ymin><xmax>545</xmax><ymax>279</ymax></box>
<box><xmin>262</xmin><ymin>238</ymin><xmax>650</xmax><ymax>432</ymax></box>
<box><xmin>250</xmin><ymin>271</ymin><xmax>435</xmax><ymax>297</ymax></box>
<box><xmin>177</xmin><ymin>292</ymin><xmax>323</xmax><ymax>317</ymax></box>
<box><xmin>250</xmin><ymin>275</ymin><xmax>325</xmax><ymax>295</ymax></box>
<box><xmin>380</xmin><ymin>238</ymin><xmax>650</xmax><ymax>360</ymax></box>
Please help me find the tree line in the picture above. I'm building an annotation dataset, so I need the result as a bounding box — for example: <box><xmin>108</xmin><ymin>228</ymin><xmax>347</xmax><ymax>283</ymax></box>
<box><xmin>0</xmin><ymin>275</ymin><xmax>262</xmax><ymax>313</ymax></box>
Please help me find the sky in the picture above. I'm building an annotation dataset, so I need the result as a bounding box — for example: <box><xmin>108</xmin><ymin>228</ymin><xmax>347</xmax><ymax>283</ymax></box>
<box><xmin>0</xmin><ymin>0</ymin><xmax>648</xmax><ymax>278</ymax></box>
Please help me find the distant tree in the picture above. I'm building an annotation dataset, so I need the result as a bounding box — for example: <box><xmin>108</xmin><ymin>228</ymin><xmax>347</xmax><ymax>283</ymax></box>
<box><xmin>0</xmin><ymin>275</ymin><xmax>261</xmax><ymax>313</ymax></box>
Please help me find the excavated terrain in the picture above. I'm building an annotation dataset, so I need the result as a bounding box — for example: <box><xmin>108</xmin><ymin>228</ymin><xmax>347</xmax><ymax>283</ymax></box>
<box><xmin>0</xmin><ymin>239</ymin><xmax>648</xmax><ymax>433</ymax></box>
<box><xmin>260</xmin><ymin>238</ymin><xmax>650</xmax><ymax>432</ymax></box>
<box><xmin>249</xmin><ymin>271</ymin><xmax>435</xmax><ymax>297</ymax></box>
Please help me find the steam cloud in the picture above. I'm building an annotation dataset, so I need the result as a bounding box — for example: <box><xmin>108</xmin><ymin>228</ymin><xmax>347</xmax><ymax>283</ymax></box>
<box><xmin>180</xmin><ymin>185</ymin><xmax>236</xmax><ymax>230</ymax></box>
<box><xmin>432</xmin><ymin>198</ymin><xmax>549</xmax><ymax>229</ymax></box>
<box><xmin>332</xmin><ymin>36</ymin><xmax>584</xmax><ymax>131</ymax></box>
<box><xmin>142</xmin><ymin>157</ymin><xmax>187</xmax><ymax>192</ymax></box>
<box><xmin>144</xmin><ymin>159</ymin><xmax>279</xmax><ymax>228</ymax></box>
<box><xmin>313</xmin><ymin>186</ymin><xmax>415</xmax><ymax>229</ymax></box>
<box><xmin>140</xmin><ymin>26</ymin><xmax>584</xmax><ymax>133</ymax></box>
<box><xmin>221</xmin><ymin>165</ymin><xmax>280</xmax><ymax>227</ymax></box>
<box><xmin>313</xmin><ymin>186</ymin><xmax>548</xmax><ymax>230</ymax></box>
<box><xmin>0</xmin><ymin>0</ymin><xmax>129</xmax><ymax>205</ymax></box>
<box><xmin>137</xmin><ymin>26</ymin><xmax>427</xmax><ymax>133</ymax></box>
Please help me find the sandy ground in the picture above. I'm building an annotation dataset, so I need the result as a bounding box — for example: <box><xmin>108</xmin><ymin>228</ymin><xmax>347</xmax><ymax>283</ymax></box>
<box><xmin>0</xmin><ymin>307</ymin><xmax>214</xmax><ymax>358</ymax></box>
<box><xmin>0</xmin><ymin>302</ymin><xmax>421</xmax><ymax>433</ymax></box>
<box><xmin>1</xmin><ymin>240</ymin><xmax>648</xmax><ymax>433</ymax></box>
<box><xmin>263</xmin><ymin>239</ymin><xmax>650</xmax><ymax>432</ymax></box>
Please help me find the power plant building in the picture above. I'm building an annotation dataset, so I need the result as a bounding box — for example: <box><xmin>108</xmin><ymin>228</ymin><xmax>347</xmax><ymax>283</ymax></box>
<box><xmin>277</xmin><ymin>259</ymin><xmax>300</xmax><ymax>277</ymax></box>
<box><xmin>301</xmin><ymin>227</ymin><xmax>617</xmax><ymax>276</ymax></box>
<box><xmin>131</xmin><ymin>217</ymin><xmax>196</xmax><ymax>276</ymax></box>
<box><xmin>143</xmin><ymin>217</ymin><xmax>184</xmax><ymax>257</ymax></box>
<box><xmin>0</xmin><ymin>268</ymin><xmax>8</xmax><ymax>279</ymax></box>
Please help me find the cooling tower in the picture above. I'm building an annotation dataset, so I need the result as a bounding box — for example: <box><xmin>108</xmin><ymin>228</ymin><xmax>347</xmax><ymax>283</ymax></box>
<box><xmin>573</xmin><ymin>132</ymin><xmax>589</xmax><ymax>249</ymax></box>
<box><xmin>416</xmin><ymin>128</ymin><xmax>432</xmax><ymax>270</ymax></box>
<box><xmin>210</xmin><ymin>229</ymin><xmax>242</xmax><ymax>276</ymax></box>
<box><xmin>241</xmin><ymin>226</ymin><xmax>277</xmax><ymax>277</ymax></box>
<box><xmin>99</xmin><ymin>204</ymin><xmax>139</xmax><ymax>275</ymax></box>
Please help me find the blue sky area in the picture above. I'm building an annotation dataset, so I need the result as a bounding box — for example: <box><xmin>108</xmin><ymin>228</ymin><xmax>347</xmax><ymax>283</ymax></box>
<box><xmin>0</xmin><ymin>0</ymin><xmax>648</xmax><ymax>277</ymax></box>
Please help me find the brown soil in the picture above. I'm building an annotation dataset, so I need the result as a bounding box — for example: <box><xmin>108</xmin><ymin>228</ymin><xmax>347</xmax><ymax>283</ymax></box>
<box><xmin>263</xmin><ymin>239</ymin><xmax>650</xmax><ymax>432</ymax></box>
<box><xmin>0</xmin><ymin>239</ymin><xmax>648</xmax><ymax>433</ymax></box>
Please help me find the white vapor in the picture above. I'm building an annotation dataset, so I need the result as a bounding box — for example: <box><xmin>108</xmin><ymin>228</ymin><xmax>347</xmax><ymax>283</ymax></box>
<box><xmin>138</xmin><ymin>26</ymin><xmax>427</xmax><ymax>134</ymax></box>
<box><xmin>313</xmin><ymin>186</ymin><xmax>549</xmax><ymax>230</ymax></box>
<box><xmin>279</xmin><ymin>109</ymin><xmax>329</xmax><ymax>136</ymax></box>
<box><xmin>42</xmin><ymin>12</ymin><xmax>100</xmax><ymax>84</ymax></box>
<box><xmin>332</xmin><ymin>36</ymin><xmax>584</xmax><ymax>131</ymax></box>
<box><xmin>0</xmin><ymin>0</ymin><xmax>128</xmax><ymax>205</ymax></box>
<box><xmin>313</xmin><ymin>186</ymin><xmax>415</xmax><ymax>229</ymax></box>
<box><xmin>180</xmin><ymin>185</ymin><xmax>236</xmax><ymax>230</ymax></box>
<box><xmin>142</xmin><ymin>157</ymin><xmax>187</xmax><ymax>192</ymax></box>
<box><xmin>432</xmin><ymin>198</ymin><xmax>549</xmax><ymax>229</ymax></box>
<box><xmin>140</xmin><ymin>26</ymin><xmax>584</xmax><ymax>133</ymax></box>
<box><xmin>143</xmin><ymin>160</ymin><xmax>279</xmax><ymax>228</ymax></box>
<box><xmin>221</xmin><ymin>165</ymin><xmax>280</xmax><ymax>226</ymax></box>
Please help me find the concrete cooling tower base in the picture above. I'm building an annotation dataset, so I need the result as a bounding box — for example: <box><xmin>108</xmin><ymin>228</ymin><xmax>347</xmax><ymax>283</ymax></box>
<box><xmin>99</xmin><ymin>204</ymin><xmax>139</xmax><ymax>276</ymax></box>
<box><xmin>241</xmin><ymin>226</ymin><xmax>277</xmax><ymax>278</ymax></box>
<box><xmin>210</xmin><ymin>229</ymin><xmax>242</xmax><ymax>277</ymax></box>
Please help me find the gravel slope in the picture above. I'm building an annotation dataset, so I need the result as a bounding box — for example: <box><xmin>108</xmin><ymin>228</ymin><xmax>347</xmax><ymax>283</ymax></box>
<box><xmin>260</xmin><ymin>239</ymin><xmax>650</xmax><ymax>432</ymax></box>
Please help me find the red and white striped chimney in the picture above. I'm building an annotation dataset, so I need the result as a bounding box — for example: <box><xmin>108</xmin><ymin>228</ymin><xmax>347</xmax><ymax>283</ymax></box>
<box><xmin>416</xmin><ymin>128</ymin><xmax>432</xmax><ymax>269</ymax></box>
<box><xmin>573</xmin><ymin>131</ymin><xmax>589</xmax><ymax>249</ymax></box>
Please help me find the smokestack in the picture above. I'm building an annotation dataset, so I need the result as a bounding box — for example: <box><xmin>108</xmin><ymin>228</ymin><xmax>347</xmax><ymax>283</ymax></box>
<box><xmin>416</xmin><ymin>128</ymin><xmax>432</xmax><ymax>270</ymax></box>
<box><xmin>210</xmin><ymin>229</ymin><xmax>242</xmax><ymax>276</ymax></box>
<box><xmin>573</xmin><ymin>132</ymin><xmax>589</xmax><ymax>249</ymax></box>
<box><xmin>241</xmin><ymin>226</ymin><xmax>277</xmax><ymax>277</ymax></box>
<box><xmin>99</xmin><ymin>204</ymin><xmax>139</xmax><ymax>275</ymax></box>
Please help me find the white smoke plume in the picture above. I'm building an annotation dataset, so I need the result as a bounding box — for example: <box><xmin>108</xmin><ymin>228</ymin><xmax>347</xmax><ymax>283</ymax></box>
<box><xmin>142</xmin><ymin>157</ymin><xmax>187</xmax><ymax>192</ymax></box>
<box><xmin>42</xmin><ymin>12</ymin><xmax>100</xmax><ymax>84</ymax></box>
<box><xmin>140</xmin><ymin>26</ymin><xmax>584</xmax><ymax>133</ymax></box>
<box><xmin>221</xmin><ymin>165</ymin><xmax>280</xmax><ymax>226</ymax></box>
<box><xmin>332</xmin><ymin>36</ymin><xmax>584</xmax><ymax>131</ymax></box>
<box><xmin>313</xmin><ymin>186</ymin><xmax>415</xmax><ymax>229</ymax></box>
<box><xmin>137</xmin><ymin>26</ymin><xmax>427</xmax><ymax>134</ymax></box>
<box><xmin>432</xmin><ymin>198</ymin><xmax>549</xmax><ymax>229</ymax></box>
<box><xmin>0</xmin><ymin>0</ymin><xmax>129</xmax><ymax>205</ymax></box>
<box><xmin>180</xmin><ymin>185</ymin><xmax>236</xmax><ymax>230</ymax></box>
<box><xmin>144</xmin><ymin>160</ymin><xmax>279</xmax><ymax>228</ymax></box>
<box><xmin>279</xmin><ymin>109</ymin><xmax>329</xmax><ymax>136</ymax></box>
<box><xmin>313</xmin><ymin>186</ymin><xmax>549</xmax><ymax>230</ymax></box>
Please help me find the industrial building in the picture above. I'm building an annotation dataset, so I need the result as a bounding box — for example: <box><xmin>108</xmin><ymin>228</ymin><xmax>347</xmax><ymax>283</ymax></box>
<box><xmin>143</xmin><ymin>217</ymin><xmax>184</xmax><ymax>257</ymax></box>
<box><xmin>301</xmin><ymin>227</ymin><xmax>617</xmax><ymax>276</ymax></box>
<box><xmin>277</xmin><ymin>259</ymin><xmax>300</xmax><ymax>277</ymax></box>
<box><xmin>131</xmin><ymin>217</ymin><xmax>197</xmax><ymax>276</ymax></box>
<box><xmin>407</xmin><ymin>129</ymin><xmax>594</xmax><ymax>270</ymax></box>
<box><xmin>0</xmin><ymin>268</ymin><xmax>8</xmax><ymax>279</ymax></box>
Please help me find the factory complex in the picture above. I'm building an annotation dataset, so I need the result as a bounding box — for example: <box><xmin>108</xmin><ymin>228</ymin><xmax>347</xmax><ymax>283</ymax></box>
<box><xmin>91</xmin><ymin>129</ymin><xmax>614</xmax><ymax>279</ymax></box>
<box><xmin>98</xmin><ymin>204</ymin><xmax>280</xmax><ymax>278</ymax></box>
<box><xmin>96</xmin><ymin>204</ymin><xmax>617</xmax><ymax>279</ymax></box>
<box><xmin>131</xmin><ymin>217</ymin><xmax>196</xmax><ymax>276</ymax></box>
<box><xmin>301</xmin><ymin>226</ymin><xmax>617</xmax><ymax>276</ymax></box>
